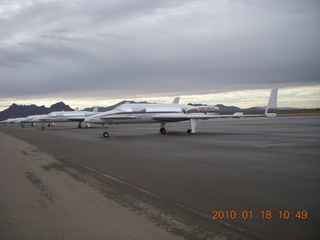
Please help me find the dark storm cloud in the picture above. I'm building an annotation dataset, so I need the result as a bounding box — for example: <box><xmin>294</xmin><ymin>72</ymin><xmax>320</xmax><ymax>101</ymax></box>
<box><xmin>0</xmin><ymin>0</ymin><xmax>319</xmax><ymax>100</ymax></box>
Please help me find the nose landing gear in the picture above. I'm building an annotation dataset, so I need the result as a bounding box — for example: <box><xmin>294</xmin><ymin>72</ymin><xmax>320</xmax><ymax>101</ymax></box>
<box><xmin>103</xmin><ymin>125</ymin><xmax>110</xmax><ymax>138</ymax></box>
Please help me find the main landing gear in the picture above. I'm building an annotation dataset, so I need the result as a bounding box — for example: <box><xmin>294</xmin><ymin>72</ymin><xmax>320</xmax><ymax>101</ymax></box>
<box><xmin>159</xmin><ymin>122</ymin><xmax>196</xmax><ymax>135</ymax></box>
<box><xmin>188</xmin><ymin>119</ymin><xmax>198</xmax><ymax>135</ymax></box>
<box><xmin>160</xmin><ymin>128</ymin><xmax>167</xmax><ymax>134</ymax></box>
<box><xmin>40</xmin><ymin>123</ymin><xmax>54</xmax><ymax>130</ymax></box>
<box><xmin>159</xmin><ymin>122</ymin><xmax>167</xmax><ymax>134</ymax></box>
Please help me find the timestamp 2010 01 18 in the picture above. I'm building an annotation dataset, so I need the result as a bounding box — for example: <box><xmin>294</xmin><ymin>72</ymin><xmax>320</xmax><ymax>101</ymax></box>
<box><xmin>212</xmin><ymin>210</ymin><xmax>308</xmax><ymax>220</ymax></box>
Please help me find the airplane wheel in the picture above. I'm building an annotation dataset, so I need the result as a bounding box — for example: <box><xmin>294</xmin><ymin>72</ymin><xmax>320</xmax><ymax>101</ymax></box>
<box><xmin>160</xmin><ymin>128</ymin><xmax>167</xmax><ymax>134</ymax></box>
<box><xmin>187</xmin><ymin>129</ymin><xmax>192</xmax><ymax>134</ymax></box>
<box><xmin>103</xmin><ymin>132</ymin><xmax>110</xmax><ymax>138</ymax></box>
<box><xmin>78</xmin><ymin>125</ymin><xmax>82</xmax><ymax>128</ymax></box>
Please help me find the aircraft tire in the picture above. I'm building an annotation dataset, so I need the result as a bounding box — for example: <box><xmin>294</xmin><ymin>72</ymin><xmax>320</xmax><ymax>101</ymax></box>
<box><xmin>187</xmin><ymin>129</ymin><xmax>192</xmax><ymax>134</ymax></box>
<box><xmin>103</xmin><ymin>132</ymin><xmax>110</xmax><ymax>138</ymax></box>
<box><xmin>160</xmin><ymin>128</ymin><xmax>167</xmax><ymax>134</ymax></box>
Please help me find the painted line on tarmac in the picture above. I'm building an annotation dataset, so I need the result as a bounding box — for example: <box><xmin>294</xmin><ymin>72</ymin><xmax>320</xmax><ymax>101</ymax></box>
<box><xmin>253</xmin><ymin>138</ymin><xmax>319</xmax><ymax>148</ymax></box>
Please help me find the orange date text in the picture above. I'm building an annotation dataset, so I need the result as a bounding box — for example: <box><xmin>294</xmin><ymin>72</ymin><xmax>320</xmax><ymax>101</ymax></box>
<box><xmin>212</xmin><ymin>210</ymin><xmax>308</xmax><ymax>220</ymax></box>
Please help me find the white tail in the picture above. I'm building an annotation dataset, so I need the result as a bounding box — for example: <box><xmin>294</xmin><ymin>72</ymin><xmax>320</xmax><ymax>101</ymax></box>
<box><xmin>172</xmin><ymin>97</ymin><xmax>180</xmax><ymax>104</ymax></box>
<box><xmin>265</xmin><ymin>88</ymin><xmax>278</xmax><ymax>118</ymax></box>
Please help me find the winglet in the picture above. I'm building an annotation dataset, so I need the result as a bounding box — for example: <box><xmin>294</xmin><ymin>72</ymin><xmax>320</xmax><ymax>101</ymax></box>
<box><xmin>93</xmin><ymin>106</ymin><xmax>99</xmax><ymax>112</ymax></box>
<box><xmin>265</xmin><ymin>88</ymin><xmax>278</xmax><ymax>118</ymax></box>
<box><xmin>172</xmin><ymin>97</ymin><xmax>180</xmax><ymax>104</ymax></box>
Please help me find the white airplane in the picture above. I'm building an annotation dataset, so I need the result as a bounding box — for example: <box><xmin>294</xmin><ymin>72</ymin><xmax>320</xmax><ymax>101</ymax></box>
<box><xmin>0</xmin><ymin>107</ymin><xmax>98</xmax><ymax>129</ymax></box>
<box><xmin>11</xmin><ymin>115</ymin><xmax>39</xmax><ymax>127</ymax></box>
<box><xmin>0</xmin><ymin>118</ymin><xmax>17</xmax><ymax>125</ymax></box>
<box><xmin>85</xmin><ymin>88</ymin><xmax>278</xmax><ymax>137</ymax></box>
<box><xmin>0</xmin><ymin>115</ymin><xmax>52</xmax><ymax>128</ymax></box>
<box><xmin>28</xmin><ymin>114</ymin><xmax>55</xmax><ymax>128</ymax></box>
<box><xmin>19</xmin><ymin>114</ymin><xmax>51</xmax><ymax>127</ymax></box>
<box><xmin>22</xmin><ymin>115</ymin><xmax>39</xmax><ymax>126</ymax></box>
<box><xmin>39</xmin><ymin>106</ymin><xmax>99</xmax><ymax>130</ymax></box>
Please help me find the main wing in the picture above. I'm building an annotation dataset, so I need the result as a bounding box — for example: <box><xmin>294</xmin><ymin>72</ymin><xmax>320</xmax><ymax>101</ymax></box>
<box><xmin>151</xmin><ymin>112</ymin><xmax>264</xmax><ymax>122</ymax></box>
<box><xmin>100</xmin><ymin>115</ymin><xmax>138</xmax><ymax>120</ymax></box>
<box><xmin>67</xmin><ymin>117</ymin><xmax>87</xmax><ymax>121</ymax></box>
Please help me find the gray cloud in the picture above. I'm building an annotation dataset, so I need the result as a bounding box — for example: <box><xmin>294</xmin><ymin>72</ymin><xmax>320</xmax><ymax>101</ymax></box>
<box><xmin>0</xmin><ymin>0</ymin><xmax>319</xmax><ymax>100</ymax></box>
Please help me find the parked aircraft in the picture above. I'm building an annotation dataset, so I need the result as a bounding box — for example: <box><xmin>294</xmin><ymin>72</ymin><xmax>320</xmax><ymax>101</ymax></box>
<box><xmin>0</xmin><ymin>118</ymin><xmax>16</xmax><ymax>125</ymax></box>
<box><xmin>85</xmin><ymin>88</ymin><xmax>278</xmax><ymax>137</ymax></box>
<box><xmin>0</xmin><ymin>115</ymin><xmax>53</xmax><ymax>127</ymax></box>
<box><xmin>23</xmin><ymin>115</ymin><xmax>41</xmax><ymax>126</ymax></box>
<box><xmin>39</xmin><ymin>106</ymin><xmax>99</xmax><ymax>130</ymax></box>
<box><xmin>26</xmin><ymin>114</ymin><xmax>54</xmax><ymax>127</ymax></box>
<box><xmin>13</xmin><ymin>115</ymin><xmax>40</xmax><ymax>127</ymax></box>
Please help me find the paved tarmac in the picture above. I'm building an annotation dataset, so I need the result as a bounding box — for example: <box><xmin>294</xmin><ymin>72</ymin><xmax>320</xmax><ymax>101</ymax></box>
<box><xmin>1</xmin><ymin>116</ymin><xmax>320</xmax><ymax>240</ymax></box>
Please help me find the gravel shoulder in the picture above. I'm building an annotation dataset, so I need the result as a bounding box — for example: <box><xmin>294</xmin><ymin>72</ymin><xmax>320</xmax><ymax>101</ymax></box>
<box><xmin>0</xmin><ymin>131</ymin><xmax>182</xmax><ymax>240</ymax></box>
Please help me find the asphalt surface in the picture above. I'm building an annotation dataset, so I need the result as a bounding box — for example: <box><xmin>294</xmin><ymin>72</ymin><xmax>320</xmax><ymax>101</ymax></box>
<box><xmin>1</xmin><ymin>116</ymin><xmax>320</xmax><ymax>240</ymax></box>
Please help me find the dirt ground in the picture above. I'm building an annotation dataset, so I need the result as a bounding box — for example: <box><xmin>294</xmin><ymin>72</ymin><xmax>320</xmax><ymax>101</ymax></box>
<box><xmin>0</xmin><ymin>131</ymin><xmax>183</xmax><ymax>240</ymax></box>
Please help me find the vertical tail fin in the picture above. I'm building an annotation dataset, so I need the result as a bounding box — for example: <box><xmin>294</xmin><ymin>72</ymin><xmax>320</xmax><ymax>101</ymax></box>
<box><xmin>172</xmin><ymin>97</ymin><xmax>180</xmax><ymax>104</ymax></box>
<box><xmin>265</xmin><ymin>88</ymin><xmax>278</xmax><ymax>118</ymax></box>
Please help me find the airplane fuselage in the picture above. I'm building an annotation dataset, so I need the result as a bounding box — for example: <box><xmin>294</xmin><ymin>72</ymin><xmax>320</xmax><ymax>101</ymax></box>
<box><xmin>85</xmin><ymin>103</ymin><xmax>219</xmax><ymax>125</ymax></box>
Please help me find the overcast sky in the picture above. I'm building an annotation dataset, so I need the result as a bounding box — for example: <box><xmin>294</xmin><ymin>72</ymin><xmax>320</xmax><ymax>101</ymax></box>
<box><xmin>1</xmin><ymin>0</ymin><xmax>319</xmax><ymax>110</ymax></box>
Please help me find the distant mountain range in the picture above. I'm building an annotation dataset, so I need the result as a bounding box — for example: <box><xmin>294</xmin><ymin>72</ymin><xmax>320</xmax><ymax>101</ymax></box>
<box><xmin>0</xmin><ymin>102</ymin><xmax>73</xmax><ymax>121</ymax></box>
<box><xmin>0</xmin><ymin>100</ymin><xmax>314</xmax><ymax>121</ymax></box>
